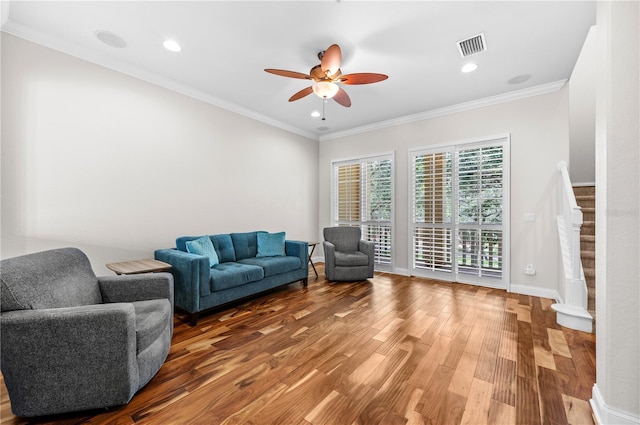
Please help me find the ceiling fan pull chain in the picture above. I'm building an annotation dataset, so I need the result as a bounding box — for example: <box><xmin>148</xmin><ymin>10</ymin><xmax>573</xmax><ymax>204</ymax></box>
<box><xmin>322</xmin><ymin>98</ymin><xmax>327</xmax><ymax>121</ymax></box>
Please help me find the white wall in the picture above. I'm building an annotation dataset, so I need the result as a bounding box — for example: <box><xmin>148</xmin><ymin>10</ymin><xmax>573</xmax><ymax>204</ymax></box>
<box><xmin>1</xmin><ymin>34</ymin><xmax>319</xmax><ymax>275</ymax></box>
<box><xmin>592</xmin><ymin>1</ymin><xmax>640</xmax><ymax>423</ymax></box>
<box><xmin>319</xmin><ymin>88</ymin><xmax>570</xmax><ymax>297</ymax></box>
<box><xmin>569</xmin><ymin>25</ymin><xmax>597</xmax><ymax>185</ymax></box>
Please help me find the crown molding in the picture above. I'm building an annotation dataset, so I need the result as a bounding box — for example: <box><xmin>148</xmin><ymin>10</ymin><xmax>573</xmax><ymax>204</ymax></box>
<box><xmin>318</xmin><ymin>79</ymin><xmax>567</xmax><ymax>142</ymax></box>
<box><xmin>0</xmin><ymin>20</ymin><xmax>319</xmax><ymax>142</ymax></box>
<box><xmin>3</xmin><ymin>18</ymin><xmax>567</xmax><ymax>144</ymax></box>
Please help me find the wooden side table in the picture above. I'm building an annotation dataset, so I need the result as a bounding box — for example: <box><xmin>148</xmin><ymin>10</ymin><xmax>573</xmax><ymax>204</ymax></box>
<box><xmin>106</xmin><ymin>259</ymin><xmax>172</xmax><ymax>275</ymax></box>
<box><xmin>308</xmin><ymin>242</ymin><xmax>319</xmax><ymax>278</ymax></box>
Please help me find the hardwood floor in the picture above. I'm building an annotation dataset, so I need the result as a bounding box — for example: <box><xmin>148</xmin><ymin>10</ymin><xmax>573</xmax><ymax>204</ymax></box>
<box><xmin>1</xmin><ymin>264</ymin><xmax>596</xmax><ymax>425</ymax></box>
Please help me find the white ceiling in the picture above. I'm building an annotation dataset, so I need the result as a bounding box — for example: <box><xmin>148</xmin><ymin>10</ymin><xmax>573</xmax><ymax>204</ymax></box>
<box><xmin>1</xmin><ymin>1</ymin><xmax>596</xmax><ymax>141</ymax></box>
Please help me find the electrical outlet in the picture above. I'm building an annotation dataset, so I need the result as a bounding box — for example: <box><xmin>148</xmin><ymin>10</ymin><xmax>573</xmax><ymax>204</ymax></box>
<box><xmin>524</xmin><ymin>213</ymin><xmax>535</xmax><ymax>222</ymax></box>
<box><xmin>524</xmin><ymin>264</ymin><xmax>536</xmax><ymax>276</ymax></box>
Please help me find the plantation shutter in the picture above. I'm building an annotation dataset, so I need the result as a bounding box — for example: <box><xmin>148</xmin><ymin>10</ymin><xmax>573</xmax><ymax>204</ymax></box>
<box><xmin>333</xmin><ymin>154</ymin><xmax>393</xmax><ymax>270</ymax></box>
<box><xmin>410</xmin><ymin>136</ymin><xmax>509</xmax><ymax>288</ymax></box>
<box><xmin>456</xmin><ymin>145</ymin><xmax>504</xmax><ymax>280</ymax></box>
<box><xmin>411</xmin><ymin>150</ymin><xmax>453</xmax><ymax>273</ymax></box>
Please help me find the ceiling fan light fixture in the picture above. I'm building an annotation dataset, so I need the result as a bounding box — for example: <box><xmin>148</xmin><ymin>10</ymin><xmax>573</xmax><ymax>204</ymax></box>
<box><xmin>312</xmin><ymin>81</ymin><xmax>339</xmax><ymax>99</ymax></box>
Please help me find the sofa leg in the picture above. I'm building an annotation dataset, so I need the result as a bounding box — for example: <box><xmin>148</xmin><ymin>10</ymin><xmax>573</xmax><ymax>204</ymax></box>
<box><xmin>302</xmin><ymin>277</ymin><xmax>308</xmax><ymax>287</ymax></box>
<box><xmin>189</xmin><ymin>312</ymin><xmax>200</xmax><ymax>326</ymax></box>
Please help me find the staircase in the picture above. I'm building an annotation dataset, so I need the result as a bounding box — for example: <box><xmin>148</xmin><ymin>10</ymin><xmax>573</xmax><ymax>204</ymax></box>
<box><xmin>573</xmin><ymin>185</ymin><xmax>596</xmax><ymax>321</ymax></box>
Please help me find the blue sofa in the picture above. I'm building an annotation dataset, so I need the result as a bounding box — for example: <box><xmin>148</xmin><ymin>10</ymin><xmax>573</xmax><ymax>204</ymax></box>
<box><xmin>155</xmin><ymin>231</ymin><xmax>308</xmax><ymax>325</ymax></box>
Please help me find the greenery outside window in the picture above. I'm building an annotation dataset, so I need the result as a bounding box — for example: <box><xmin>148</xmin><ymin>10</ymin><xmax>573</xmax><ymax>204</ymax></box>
<box><xmin>332</xmin><ymin>154</ymin><xmax>393</xmax><ymax>271</ymax></box>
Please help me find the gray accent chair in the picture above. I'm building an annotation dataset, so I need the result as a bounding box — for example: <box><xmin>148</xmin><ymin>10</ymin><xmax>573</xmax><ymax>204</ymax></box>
<box><xmin>323</xmin><ymin>227</ymin><xmax>375</xmax><ymax>281</ymax></box>
<box><xmin>0</xmin><ymin>247</ymin><xmax>174</xmax><ymax>417</ymax></box>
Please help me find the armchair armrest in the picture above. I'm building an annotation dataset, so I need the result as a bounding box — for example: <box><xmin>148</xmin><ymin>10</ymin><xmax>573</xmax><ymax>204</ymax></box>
<box><xmin>99</xmin><ymin>272</ymin><xmax>174</xmax><ymax>306</ymax></box>
<box><xmin>154</xmin><ymin>248</ymin><xmax>208</xmax><ymax>314</ymax></box>
<box><xmin>1</xmin><ymin>305</ymin><xmax>139</xmax><ymax>415</ymax></box>
<box><xmin>323</xmin><ymin>241</ymin><xmax>336</xmax><ymax>269</ymax></box>
<box><xmin>359</xmin><ymin>240</ymin><xmax>375</xmax><ymax>257</ymax></box>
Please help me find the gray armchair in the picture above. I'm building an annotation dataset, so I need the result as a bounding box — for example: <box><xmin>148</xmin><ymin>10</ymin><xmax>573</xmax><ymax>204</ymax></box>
<box><xmin>0</xmin><ymin>247</ymin><xmax>174</xmax><ymax>417</ymax></box>
<box><xmin>323</xmin><ymin>227</ymin><xmax>375</xmax><ymax>281</ymax></box>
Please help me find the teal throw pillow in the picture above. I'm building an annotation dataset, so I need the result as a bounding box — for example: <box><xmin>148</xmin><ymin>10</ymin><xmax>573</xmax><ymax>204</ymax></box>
<box><xmin>257</xmin><ymin>231</ymin><xmax>286</xmax><ymax>257</ymax></box>
<box><xmin>185</xmin><ymin>236</ymin><xmax>219</xmax><ymax>267</ymax></box>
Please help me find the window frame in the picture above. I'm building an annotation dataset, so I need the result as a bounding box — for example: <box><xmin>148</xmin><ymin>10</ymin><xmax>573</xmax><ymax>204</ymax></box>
<box><xmin>408</xmin><ymin>135</ymin><xmax>510</xmax><ymax>290</ymax></box>
<box><xmin>331</xmin><ymin>152</ymin><xmax>395</xmax><ymax>272</ymax></box>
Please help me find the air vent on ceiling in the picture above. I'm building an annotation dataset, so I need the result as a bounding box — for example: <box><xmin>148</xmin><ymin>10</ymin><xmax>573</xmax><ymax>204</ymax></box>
<box><xmin>457</xmin><ymin>33</ymin><xmax>486</xmax><ymax>58</ymax></box>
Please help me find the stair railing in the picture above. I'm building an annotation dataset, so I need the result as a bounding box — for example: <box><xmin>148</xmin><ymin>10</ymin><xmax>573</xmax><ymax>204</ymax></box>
<box><xmin>552</xmin><ymin>161</ymin><xmax>592</xmax><ymax>333</ymax></box>
<box><xmin>558</xmin><ymin>160</ymin><xmax>583</xmax><ymax>283</ymax></box>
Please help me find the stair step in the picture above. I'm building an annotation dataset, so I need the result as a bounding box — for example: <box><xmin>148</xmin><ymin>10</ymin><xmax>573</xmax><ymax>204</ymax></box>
<box><xmin>581</xmin><ymin>207</ymin><xmax>595</xmax><ymax>220</ymax></box>
<box><xmin>573</xmin><ymin>185</ymin><xmax>597</xmax><ymax>331</ymax></box>
<box><xmin>584</xmin><ymin>267</ymin><xmax>596</xmax><ymax>280</ymax></box>
<box><xmin>573</xmin><ymin>186</ymin><xmax>596</xmax><ymax>197</ymax></box>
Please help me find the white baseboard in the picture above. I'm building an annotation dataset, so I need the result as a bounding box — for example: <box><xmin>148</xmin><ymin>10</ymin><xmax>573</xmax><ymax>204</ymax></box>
<box><xmin>591</xmin><ymin>384</ymin><xmax>640</xmax><ymax>425</ymax></box>
<box><xmin>509</xmin><ymin>283</ymin><xmax>559</xmax><ymax>300</ymax></box>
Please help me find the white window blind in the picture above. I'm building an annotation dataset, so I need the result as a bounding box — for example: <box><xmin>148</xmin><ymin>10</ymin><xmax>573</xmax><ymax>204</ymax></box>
<box><xmin>411</xmin><ymin>151</ymin><xmax>453</xmax><ymax>272</ymax></box>
<box><xmin>333</xmin><ymin>155</ymin><xmax>393</xmax><ymax>270</ymax></box>
<box><xmin>410</xmin><ymin>137</ymin><xmax>509</xmax><ymax>288</ymax></box>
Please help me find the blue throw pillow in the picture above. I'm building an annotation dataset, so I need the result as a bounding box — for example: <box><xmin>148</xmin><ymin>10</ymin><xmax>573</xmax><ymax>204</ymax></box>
<box><xmin>257</xmin><ymin>232</ymin><xmax>286</xmax><ymax>257</ymax></box>
<box><xmin>185</xmin><ymin>236</ymin><xmax>219</xmax><ymax>267</ymax></box>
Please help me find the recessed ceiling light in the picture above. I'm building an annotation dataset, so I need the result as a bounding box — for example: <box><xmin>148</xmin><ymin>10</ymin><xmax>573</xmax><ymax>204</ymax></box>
<box><xmin>311</xmin><ymin>111</ymin><xmax>321</xmax><ymax>118</ymax></box>
<box><xmin>163</xmin><ymin>39</ymin><xmax>181</xmax><ymax>52</ymax></box>
<box><xmin>461</xmin><ymin>63</ymin><xmax>478</xmax><ymax>73</ymax></box>
<box><xmin>95</xmin><ymin>30</ymin><xmax>127</xmax><ymax>48</ymax></box>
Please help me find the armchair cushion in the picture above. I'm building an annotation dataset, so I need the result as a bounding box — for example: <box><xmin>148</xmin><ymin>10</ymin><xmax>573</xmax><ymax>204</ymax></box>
<box><xmin>335</xmin><ymin>251</ymin><xmax>370</xmax><ymax>267</ymax></box>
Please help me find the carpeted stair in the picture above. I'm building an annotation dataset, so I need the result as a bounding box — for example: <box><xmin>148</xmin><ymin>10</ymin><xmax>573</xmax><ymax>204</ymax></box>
<box><xmin>573</xmin><ymin>185</ymin><xmax>596</xmax><ymax>325</ymax></box>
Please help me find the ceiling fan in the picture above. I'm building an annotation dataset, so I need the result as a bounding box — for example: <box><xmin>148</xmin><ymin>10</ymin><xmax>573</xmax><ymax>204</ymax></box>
<box><xmin>264</xmin><ymin>44</ymin><xmax>388</xmax><ymax>108</ymax></box>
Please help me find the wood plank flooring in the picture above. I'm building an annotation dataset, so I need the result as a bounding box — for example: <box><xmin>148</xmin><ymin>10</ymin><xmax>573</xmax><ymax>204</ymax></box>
<box><xmin>0</xmin><ymin>265</ymin><xmax>596</xmax><ymax>425</ymax></box>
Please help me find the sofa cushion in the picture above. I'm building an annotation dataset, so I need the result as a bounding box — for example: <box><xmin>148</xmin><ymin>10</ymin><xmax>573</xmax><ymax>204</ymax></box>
<box><xmin>257</xmin><ymin>231</ymin><xmax>286</xmax><ymax>257</ymax></box>
<box><xmin>176</xmin><ymin>236</ymin><xmax>199</xmax><ymax>252</ymax></box>
<box><xmin>185</xmin><ymin>236</ymin><xmax>219</xmax><ymax>267</ymax></box>
<box><xmin>231</xmin><ymin>232</ymin><xmax>260</xmax><ymax>260</ymax></box>
<box><xmin>131</xmin><ymin>298</ymin><xmax>172</xmax><ymax>353</ymax></box>
<box><xmin>209</xmin><ymin>262</ymin><xmax>264</xmax><ymax>292</ymax></box>
<box><xmin>335</xmin><ymin>251</ymin><xmax>370</xmax><ymax>267</ymax></box>
<box><xmin>238</xmin><ymin>256</ymin><xmax>302</xmax><ymax>277</ymax></box>
<box><xmin>211</xmin><ymin>234</ymin><xmax>236</xmax><ymax>263</ymax></box>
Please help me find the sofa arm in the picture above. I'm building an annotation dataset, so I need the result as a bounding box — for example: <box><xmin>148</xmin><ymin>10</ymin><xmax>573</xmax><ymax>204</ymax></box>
<box><xmin>0</xmin><ymin>304</ymin><xmax>138</xmax><ymax>416</ymax></box>
<box><xmin>285</xmin><ymin>240</ymin><xmax>309</xmax><ymax>271</ymax></box>
<box><xmin>154</xmin><ymin>248</ymin><xmax>208</xmax><ymax>314</ymax></box>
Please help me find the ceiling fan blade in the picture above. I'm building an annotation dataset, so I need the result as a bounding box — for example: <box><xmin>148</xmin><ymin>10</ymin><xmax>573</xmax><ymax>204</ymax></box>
<box><xmin>340</xmin><ymin>73</ymin><xmax>389</xmax><ymax>85</ymax></box>
<box><xmin>289</xmin><ymin>86</ymin><xmax>314</xmax><ymax>102</ymax></box>
<box><xmin>265</xmin><ymin>69</ymin><xmax>311</xmax><ymax>80</ymax></box>
<box><xmin>333</xmin><ymin>87</ymin><xmax>351</xmax><ymax>108</ymax></box>
<box><xmin>321</xmin><ymin>44</ymin><xmax>342</xmax><ymax>76</ymax></box>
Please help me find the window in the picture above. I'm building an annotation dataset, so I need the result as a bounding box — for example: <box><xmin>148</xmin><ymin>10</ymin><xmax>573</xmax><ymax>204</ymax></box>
<box><xmin>332</xmin><ymin>154</ymin><xmax>393</xmax><ymax>270</ymax></box>
<box><xmin>410</xmin><ymin>136</ymin><xmax>509</xmax><ymax>288</ymax></box>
